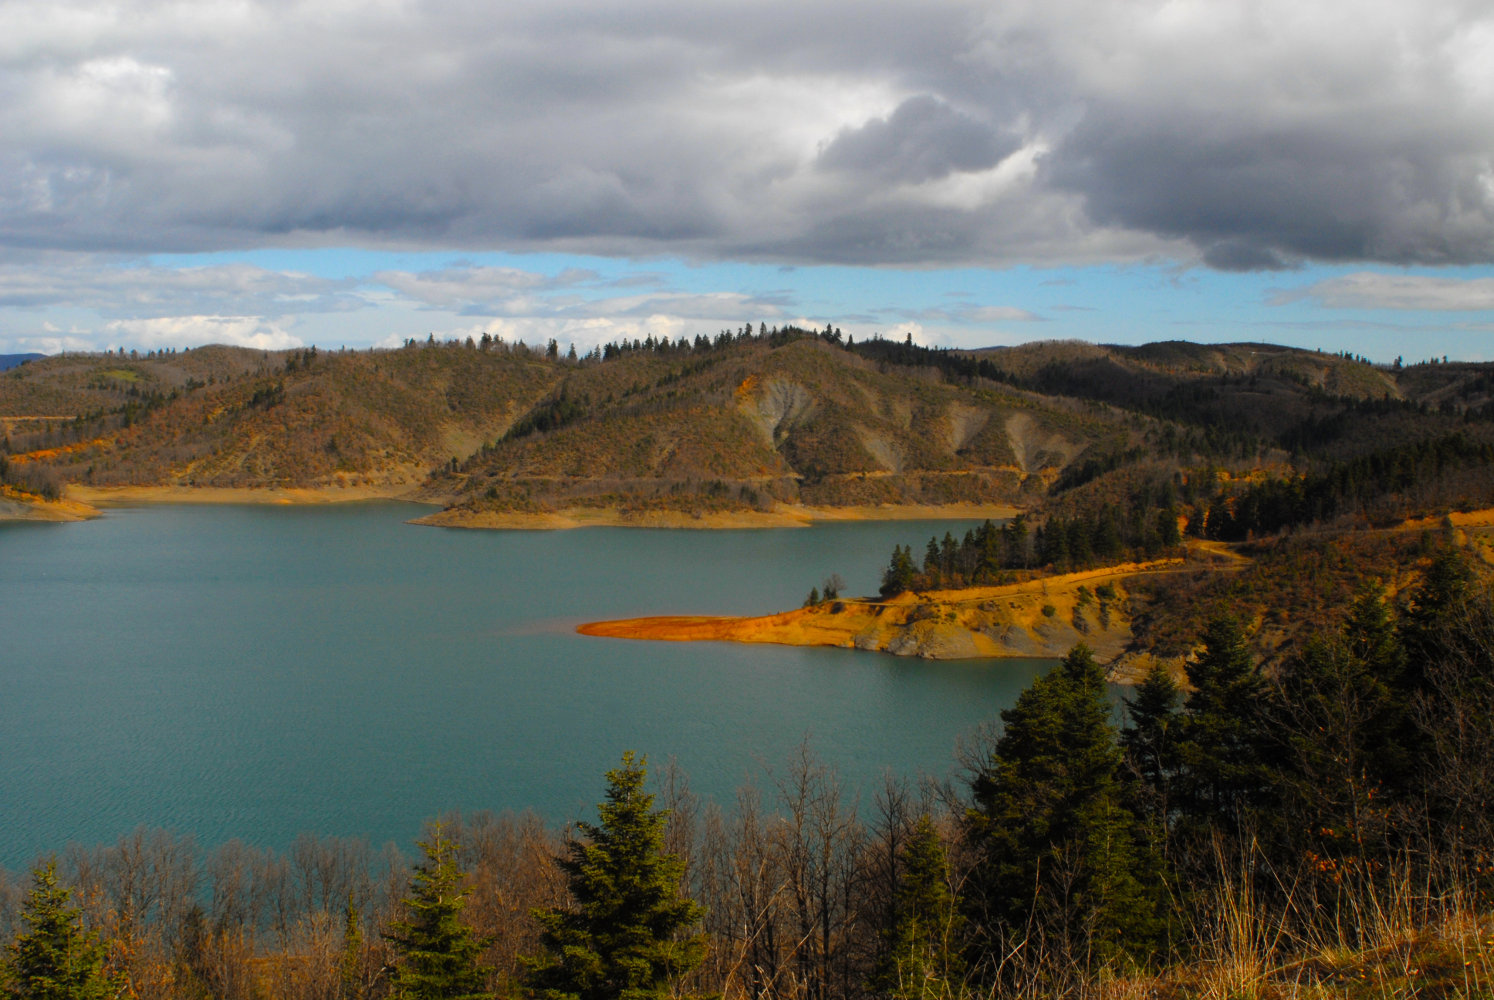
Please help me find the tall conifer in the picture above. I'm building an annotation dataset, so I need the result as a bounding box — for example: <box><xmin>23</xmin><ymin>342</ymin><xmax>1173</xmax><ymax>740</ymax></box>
<box><xmin>1120</xmin><ymin>662</ymin><xmax>1182</xmax><ymax>834</ymax></box>
<box><xmin>2</xmin><ymin>860</ymin><xmax>118</xmax><ymax>1000</ymax></box>
<box><xmin>527</xmin><ymin>752</ymin><xmax>705</xmax><ymax>1000</ymax></box>
<box><xmin>875</xmin><ymin>815</ymin><xmax>963</xmax><ymax>1000</ymax></box>
<box><xmin>386</xmin><ymin>824</ymin><xmax>493</xmax><ymax>1000</ymax></box>
<box><xmin>965</xmin><ymin>645</ymin><xmax>1159</xmax><ymax>974</ymax></box>
<box><xmin>1171</xmin><ymin>615</ymin><xmax>1274</xmax><ymax>840</ymax></box>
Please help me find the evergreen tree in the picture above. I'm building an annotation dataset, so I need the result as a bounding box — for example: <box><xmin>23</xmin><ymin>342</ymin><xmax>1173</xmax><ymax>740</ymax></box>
<box><xmin>1343</xmin><ymin>583</ymin><xmax>1406</xmax><ymax>682</ymax></box>
<box><xmin>1171</xmin><ymin>616</ymin><xmax>1275</xmax><ymax>842</ymax></box>
<box><xmin>1399</xmin><ymin>544</ymin><xmax>1476</xmax><ymax>692</ymax></box>
<box><xmin>881</xmin><ymin>545</ymin><xmax>917</xmax><ymax>597</ymax></box>
<box><xmin>965</xmin><ymin>646</ymin><xmax>1159</xmax><ymax>974</ymax></box>
<box><xmin>1066</xmin><ymin>518</ymin><xmax>1093</xmax><ymax>566</ymax></box>
<box><xmin>1156</xmin><ymin>507</ymin><xmax>1182</xmax><ymax>548</ymax></box>
<box><xmin>527</xmin><ymin>752</ymin><xmax>705</xmax><ymax>1000</ymax></box>
<box><xmin>1395</xmin><ymin>544</ymin><xmax>1494</xmax><ymax>860</ymax></box>
<box><xmin>874</xmin><ymin>816</ymin><xmax>963</xmax><ymax>1000</ymax></box>
<box><xmin>1119</xmin><ymin>662</ymin><xmax>1182</xmax><ymax>835</ymax></box>
<box><xmin>1092</xmin><ymin>511</ymin><xmax>1122</xmax><ymax>560</ymax></box>
<box><xmin>342</xmin><ymin>894</ymin><xmax>365</xmax><ymax>1000</ymax></box>
<box><xmin>385</xmin><ymin>824</ymin><xmax>493</xmax><ymax>1000</ymax></box>
<box><xmin>1040</xmin><ymin>520</ymin><xmax>1069</xmax><ymax>568</ymax></box>
<box><xmin>1293</xmin><ymin>585</ymin><xmax>1409</xmax><ymax>804</ymax></box>
<box><xmin>2</xmin><ymin>860</ymin><xmax>118</xmax><ymax>1000</ymax></box>
<box><xmin>1006</xmin><ymin>515</ymin><xmax>1029</xmax><ymax>569</ymax></box>
<box><xmin>923</xmin><ymin>538</ymin><xmax>941</xmax><ymax>576</ymax></box>
<box><xmin>939</xmin><ymin>533</ymin><xmax>958</xmax><ymax>577</ymax></box>
<box><xmin>1276</xmin><ymin>629</ymin><xmax>1401</xmax><ymax>885</ymax></box>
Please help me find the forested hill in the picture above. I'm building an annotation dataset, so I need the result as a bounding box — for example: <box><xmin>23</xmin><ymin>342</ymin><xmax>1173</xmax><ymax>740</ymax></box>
<box><xmin>425</xmin><ymin>333</ymin><xmax>1124</xmax><ymax>519</ymax></box>
<box><xmin>2</xmin><ymin>329</ymin><xmax>1493</xmax><ymax>523</ymax></box>
<box><xmin>0</xmin><ymin>330</ymin><xmax>1123</xmax><ymax>512</ymax></box>
<box><xmin>967</xmin><ymin>339</ymin><xmax>1494</xmax><ymax>459</ymax></box>
<box><xmin>0</xmin><ymin>353</ymin><xmax>43</xmax><ymax>372</ymax></box>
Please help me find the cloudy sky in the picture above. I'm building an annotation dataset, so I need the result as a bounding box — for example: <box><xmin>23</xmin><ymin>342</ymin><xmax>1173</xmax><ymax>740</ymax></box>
<box><xmin>3</xmin><ymin>0</ymin><xmax>1494</xmax><ymax>360</ymax></box>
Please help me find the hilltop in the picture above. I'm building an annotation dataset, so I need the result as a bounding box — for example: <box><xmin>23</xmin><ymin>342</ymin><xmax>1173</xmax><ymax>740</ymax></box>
<box><xmin>0</xmin><ymin>343</ymin><xmax>560</xmax><ymax>508</ymax></box>
<box><xmin>0</xmin><ymin>330</ymin><xmax>1126</xmax><ymax>522</ymax></box>
<box><xmin>3</xmin><ymin>330</ymin><xmax>1493</xmax><ymax>528</ymax></box>
<box><xmin>0</xmin><ymin>353</ymin><xmax>44</xmax><ymax>372</ymax></box>
<box><xmin>419</xmin><ymin>334</ymin><xmax>1124</xmax><ymax>525</ymax></box>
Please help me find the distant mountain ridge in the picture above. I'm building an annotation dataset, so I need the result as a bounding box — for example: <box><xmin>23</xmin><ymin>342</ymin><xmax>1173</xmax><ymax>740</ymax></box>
<box><xmin>0</xmin><ymin>353</ymin><xmax>43</xmax><ymax>372</ymax></box>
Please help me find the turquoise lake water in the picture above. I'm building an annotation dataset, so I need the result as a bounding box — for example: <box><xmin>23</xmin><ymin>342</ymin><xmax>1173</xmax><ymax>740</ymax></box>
<box><xmin>0</xmin><ymin>502</ymin><xmax>1052</xmax><ymax>869</ymax></box>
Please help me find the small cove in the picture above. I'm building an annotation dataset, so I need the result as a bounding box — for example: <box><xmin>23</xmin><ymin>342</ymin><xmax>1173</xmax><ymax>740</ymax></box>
<box><xmin>0</xmin><ymin>502</ymin><xmax>1053</xmax><ymax>869</ymax></box>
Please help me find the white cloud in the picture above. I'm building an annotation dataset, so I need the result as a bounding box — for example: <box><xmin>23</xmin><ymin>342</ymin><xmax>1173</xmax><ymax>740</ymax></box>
<box><xmin>9</xmin><ymin>332</ymin><xmax>96</xmax><ymax>354</ymax></box>
<box><xmin>964</xmin><ymin>305</ymin><xmax>1041</xmax><ymax>323</ymax></box>
<box><xmin>886</xmin><ymin>321</ymin><xmax>931</xmax><ymax>346</ymax></box>
<box><xmin>1278</xmin><ymin>272</ymin><xmax>1494</xmax><ymax>311</ymax></box>
<box><xmin>103</xmin><ymin>315</ymin><xmax>302</xmax><ymax>350</ymax></box>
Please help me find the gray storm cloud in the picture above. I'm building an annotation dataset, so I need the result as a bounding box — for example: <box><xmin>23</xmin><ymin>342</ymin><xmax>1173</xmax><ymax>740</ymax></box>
<box><xmin>817</xmin><ymin>96</ymin><xmax>1020</xmax><ymax>184</ymax></box>
<box><xmin>1</xmin><ymin>0</ymin><xmax>1492</xmax><ymax>269</ymax></box>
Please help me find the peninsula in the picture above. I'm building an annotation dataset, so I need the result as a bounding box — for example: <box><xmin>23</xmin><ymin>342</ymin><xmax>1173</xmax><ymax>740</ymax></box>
<box><xmin>578</xmin><ymin>558</ymin><xmax>1191</xmax><ymax>660</ymax></box>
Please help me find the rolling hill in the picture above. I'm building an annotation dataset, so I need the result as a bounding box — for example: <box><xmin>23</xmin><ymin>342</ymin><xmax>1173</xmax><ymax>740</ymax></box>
<box><xmin>0</xmin><ymin>353</ymin><xmax>44</xmax><ymax>372</ymax></box>
<box><xmin>3</xmin><ymin>330</ymin><xmax>1493</xmax><ymax>527</ymax></box>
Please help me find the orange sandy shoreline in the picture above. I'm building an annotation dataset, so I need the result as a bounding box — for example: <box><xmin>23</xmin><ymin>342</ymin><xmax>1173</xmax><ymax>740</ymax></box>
<box><xmin>0</xmin><ymin>483</ymin><xmax>438</xmax><ymax>522</ymax></box>
<box><xmin>66</xmin><ymin>484</ymin><xmax>433</xmax><ymax>506</ymax></box>
<box><xmin>0</xmin><ymin>486</ymin><xmax>99</xmax><ymax>522</ymax></box>
<box><xmin>577</xmin><ymin>558</ymin><xmax>1187</xmax><ymax>661</ymax></box>
<box><xmin>3</xmin><ymin>486</ymin><xmax>1021</xmax><ymax>529</ymax></box>
<box><xmin>576</xmin><ymin>511</ymin><xmax>1494</xmax><ymax>661</ymax></box>
<box><xmin>411</xmin><ymin>501</ymin><xmax>1023</xmax><ymax>530</ymax></box>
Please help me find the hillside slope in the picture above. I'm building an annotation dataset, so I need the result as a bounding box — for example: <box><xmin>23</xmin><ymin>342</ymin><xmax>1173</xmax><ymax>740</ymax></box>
<box><xmin>969</xmin><ymin>339</ymin><xmax>1492</xmax><ymax>459</ymax></box>
<box><xmin>426</xmin><ymin>336</ymin><xmax>1130</xmax><ymax>521</ymax></box>
<box><xmin>4</xmin><ymin>332</ymin><xmax>1494</xmax><ymax>525</ymax></box>
<box><xmin>0</xmin><ymin>353</ymin><xmax>44</xmax><ymax>372</ymax></box>
<box><xmin>0</xmin><ymin>343</ymin><xmax>561</xmax><ymax>494</ymax></box>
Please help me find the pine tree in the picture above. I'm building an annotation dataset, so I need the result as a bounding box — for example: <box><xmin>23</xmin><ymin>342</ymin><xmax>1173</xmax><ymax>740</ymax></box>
<box><xmin>881</xmin><ymin>545</ymin><xmax>917</xmax><ymax>597</ymax></box>
<box><xmin>385</xmin><ymin>824</ymin><xmax>493</xmax><ymax>1000</ymax></box>
<box><xmin>1399</xmin><ymin>544</ymin><xmax>1475</xmax><ymax>693</ymax></box>
<box><xmin>2</xmin><ymin>860</ymin><xmax>118</xmax><ymax>1000</ymax></box>
<box><xmin>1119</xmin><ymin>662</ymin><xmax>1182</xmax><ymax>833</ymax></box>
<box><xmin>923</xmin><ymin>537</ymin><xmax>941</xmax><ymax>576</ymax></box>
<box><xmin>527</xmin><ymin>752</ymin><xmax>705</xmax><ymax>1000</ymax></box>
<box><xmin>1156</xmin><ymin>507</ymin><xmax>1182</xmax><ymax>548</ymax></box>
<box><xmin>1277</xmin><ymin>630</ymin><xmax>1400</xmax><ymax>883</ymax></box>
<box><xmin>874</xmin><ymin>815</ymin><xmax>963</xmax><ymax>1000</ymax></box>
<box><xmin>965</xmin><ymin>645</ymin><xmax>1159</xmax><ymax>974</ymax></box>
<box><xmin>1171</xmin><ymin>615</ymin><xmax>1275</xmax><ymax>842</ymax></box>
<box><xmin>341</xmin><ymin>894</ymin><xmax>365</xmax><ymax>1000</ymax></box>
<box><xmin>1394</xmin><ymin>544</ymin><xmax>1494</xmax><ymax>861</ymax></box>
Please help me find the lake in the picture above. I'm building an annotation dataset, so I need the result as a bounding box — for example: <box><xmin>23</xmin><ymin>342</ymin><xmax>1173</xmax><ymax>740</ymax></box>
<box><xmin>0</xmin><ymin>502</ymin><xmax>1052</xmax><ymax>870</ymax></box>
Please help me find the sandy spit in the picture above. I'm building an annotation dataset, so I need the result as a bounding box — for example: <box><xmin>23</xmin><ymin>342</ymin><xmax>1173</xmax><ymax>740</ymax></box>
<box><xmin>0</xmin><ymin>490</ymin><xmax>100</xmax><ymax>522</ymax></box>
<box><xmin>577</xmin><ymin>558</ymin><xmax>1183</xmax><ymax>662</ymax></box>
